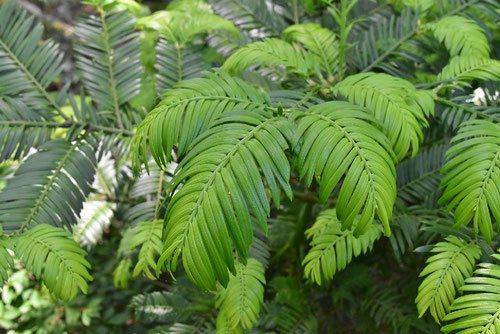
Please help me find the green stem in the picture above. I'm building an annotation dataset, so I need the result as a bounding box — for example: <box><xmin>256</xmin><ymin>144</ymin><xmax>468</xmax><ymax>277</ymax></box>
<box><xmin>337</xmin><ymin>0</ymin><xmax>349</xmax><ymax>80</ymax></box>
<box><xmin>328</xmin><ymin>0</ymin><xmax>358</xmax><ymax>80</ymax></box>
<box><xmin>291</xmin><ymin>0</ymin><xmax>299</xmax><ymax>24</ymax></box>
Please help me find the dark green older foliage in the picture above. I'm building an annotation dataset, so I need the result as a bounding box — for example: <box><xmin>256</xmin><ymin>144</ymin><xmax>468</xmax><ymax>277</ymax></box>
<box><xmin>0</xmin><ymin>0</ymin><xmax>499</xmax><ymax>333</ymax></box>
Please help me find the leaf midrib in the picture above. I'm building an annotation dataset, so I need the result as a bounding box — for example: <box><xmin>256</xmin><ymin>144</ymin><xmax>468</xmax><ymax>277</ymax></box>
<box><xmin>474</xmin><ymin>147</ymin><xmax>500</xmax><ymax>213</ymax></box>
<box><xmin>314</xmin><ymin>112</ymin><xmax>377</xmax><ymax>205</ymax></box>
<box><xmin>149</xmin><ymin>96</ymin><xmax>274</xmax><ymax>117</ymax></box>
<box><xmin>173</xmin><ymin>117</ymin><xmax>279</xmax><ymax>258</ymax></box>
<box><xmin>0</xmin><ymin>39</ymin><xmax>68</xmax><ymax>121</ymax></box>
<box><xmin>19</xmin><ymin>144</ymin><xmax>78</xmax><ymax>233</ymax></box>
<box><xmin>98</xmin><ymin>9</ymin><xmax>123</xmax><ymax>129</ymax></box>
<box><xmin>307</xmin><ymin>31</ymin><xmax>334</xmax><ymax>76</ymax></box>
<box><xmin>426</xmin><ymin>242</ymin><xmax>474</xmax><ymax>319</ymax></box>
<box><xmin>25</xmin><ymin>229</ymin><xmax>78</xmax><ymax>286</ymax></box>
<box><xmin>482</xmin><ymin>308</ymin><xmax>500</xmax><ymax>334</ymax></box>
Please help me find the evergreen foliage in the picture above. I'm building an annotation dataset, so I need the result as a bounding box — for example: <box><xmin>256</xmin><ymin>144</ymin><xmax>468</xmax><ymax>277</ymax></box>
<box><xmin>0</xmin><ymin>0</ymin><xmax>499</xmax><ymax>332</ymax></box>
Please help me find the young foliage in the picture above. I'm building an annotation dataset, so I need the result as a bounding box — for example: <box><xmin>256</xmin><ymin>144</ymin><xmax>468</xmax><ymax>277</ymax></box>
<box><xmin>216</xmin><ymin>258</ymin><xmax>265</xmax><ymax>330</ymax></box>
<box><xmin>222</xmin><ymin>38</ymin><xmax>318</xmax><ymax>77</ymax></box>
<box><xmin>427</xmin><ymin>16</ymin><xmax>490</xmax><ymax>58</ymax></box>
<box><xmin>442</xmin><ymin>253</ymin><xmax>500</xmax><ymax>334</ymax></box>
<box><xmin>113</xmin><ymin>257</ymin><xmax>132</xmax><ymax>289</ymax></box>
<box><xmin>137</xmin><ymin>0</ymin><xmax>238</xmax><ymax>98</ymax></box>
<box><xmin>293</xmin><ymin>101</ymin><xmax>396</xmax><ymax>235</ymax></box>
<box><xmin>0</xmin><ymin>140</ymin><xmax>96</xmax><ymax>234</ymax></box>
<box><xmin>302</xmin><ymin>209</ymin><xmax>382</xmax><ymax>285</ymax></box>
<box><xmin>439</xmin><ymin>120</ymin><xmax>500</xmax><ymax>241</ymax></box>
<box><xmin>132</xmin><ymin>70</ymin><xmax>272</xmax><ymax>170</ymax></box>
<box><xmin>157</xmin><ymin>110</ymin><xmax>293</xmax><ymax>290</ymax></box>
<box><xmin>12</xmin><ymin>224</ymin><xmax>92</xmax><ymax>301</ymax></box>
<box><xmin>416</xmin><ymin>236</ymin><xmax>481</xmax><ymax>323</ymax></box>
<box><xmin>137</xmin><ymin>1</ymin><xmax>238</xmax><ymax>44</ymax></box>
<box><xmin>282</xmin><ymin>23</ymin><xmax>338</xmax><ymax>78</ymax></box>
<box><xmin>332</xmin><ymin>72</ymin><xmax>434</xmax><ymax>161</ymax></box>
<box><xmin>0</xmin><ymin>228</ymin><xmax>12</xmax><ymax>285</ymax></box>
<box><xmin>129</xmin><ymin>220</ymin><xmax>163</xmax><ymax>279</ymax></box>
<box><xmin>437</xmin><ymin>56</ymin><xmax>500</xmax><ymax>83</ymax></box>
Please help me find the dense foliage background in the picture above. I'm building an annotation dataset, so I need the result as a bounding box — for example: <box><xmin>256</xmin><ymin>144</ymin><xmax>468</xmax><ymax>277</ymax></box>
<box><xmin>0</xmin><ymin>0</ymin><xmax>499</xmax><ymax>333</ymax></box>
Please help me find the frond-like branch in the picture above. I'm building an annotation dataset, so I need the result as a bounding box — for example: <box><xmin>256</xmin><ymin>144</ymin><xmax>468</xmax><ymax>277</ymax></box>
<box><xmin>364</xmin><ymin>286</ymin><xmax>431</xmax><ymax>333</ymax></box>
<box><xmin>0</xmin><ymin>98</ymin><xmax>51</xmax><ymax>162</ymax></box>
<box><xmin>293</xmin><ymin>101</ymin><xmax>396</xmax><ymax>235</ymax></box>
<box><xmin>436</xmin><ymin>95</ymin><xmax>500</xmax><ymax>130</ymax></box>
<box><xmin>155</xmin><ymin>40</ymin><xmax>207</xmax><ymax>96</ymax></box>
<box><xmin>269</xmin><ymin>90</ymin><xmax>323</xmax><ymax>111</ymax></box>
<box><xmin>333</xmin><ymin>72</ymin><xmax>434</xmax><ymax>161</ymax></box>
<box><xmin>439</xmin><ymin>120</ymin><xmax>500</xmax><ymax>242</ymax></box>
<box><xmin>125</xmin><ymin>162</ymin><xmax>172</xmax><ymax>225</ymax></box>
<box><xmin>216</xmin><ymin>258</ymin><xmax>265</xmax><ymax>330</ymax></box>
<box><xmin>130</xmin><ymin>278</ymin><xmax>214</xmax><ymax>323</ymax></box>
<box><xmin>0</xmin><ymin>140</ymin><xmax>96</xmax><ymax>234</ymax></box>
<box><xmin>75</xmin><ymin>9</ymin><xmax>142</xmax><ymax>129</ymax></box>
<box><xmin>416</xmin><ymin>236</ymin><xmax>481</xmax><ymax>323</ymax></box>
<box><xmin>283</xmin><ymin>23</ymin><xmax>338</xmax><ymax>78</ymax></box>
<box><xmin>302</xmin><ymin>209</ymin><xmax>382</xmax><ymax>285</ymax></box>
<box><xmin>12</xmin><ymin>224</ymin><xmax>93</xmax><ymax>301</ymax></box>
<box><xmin>442</xmin><ymin>253</ymin><xmax>500</xmax><ymax>333</ymax></box>
<box><xmin>0</xmin><ymin>1</ymin><xmax>65</xmax><ymax>119</ymax></box>
<box><xmin>437</xmin><ymin>56</ymin><xmax>500</xmax><ymax>83</ymax></box>
<box><xmin>157</xmin><ymin>110</ymin><xmax>293</xmax><ymax>290</ymax></box>
<box><xmin>222</xmin><ymin>38</ymin><xmax>318</xmax><ymax>78</ymax></box>
<box><xmin>132</xmin><ymin>70</ymin><xmax>272</xmax><ymax>171</ymax></box>
<box><xmin>397</xmin><ymin>144</ymin><xmax>448</xmax><ymax>205</ymax></box>
<box><xmin>129</xmin><ymin>220</ymin><xmax>163</xmax><ymax>279</ymax></box>
<box><xmin>354</xmin><ymin>2</ymin><xmax>486</xmax><ymax>75</ymax></box>
<box><xmin>208</xmin><ymin>0</ymin><xmax>287</xmax><ymax>36</ymax></box>
<box><xmin>427</xmin><ymin>15</ymin><xmax>490</xmax><ymax>58</ymax></box>
<box><xmin>0</xmin><ymin>231</ymin><xmax>12</xmax><ymax>285</ymax></box>
<box><xmin>355</xmin><ymin>9</ymin><xmax>419</xmax><ymax>74</ymax></box>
